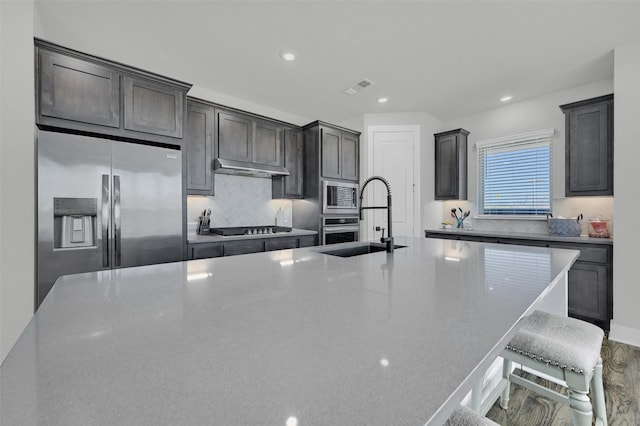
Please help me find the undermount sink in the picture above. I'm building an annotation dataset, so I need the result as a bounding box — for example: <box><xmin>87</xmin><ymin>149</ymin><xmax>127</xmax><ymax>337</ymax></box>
<box><xmin>321</xmin><ymin>243</ymin><xmax>407</xmax><ymax>258</ymax></box>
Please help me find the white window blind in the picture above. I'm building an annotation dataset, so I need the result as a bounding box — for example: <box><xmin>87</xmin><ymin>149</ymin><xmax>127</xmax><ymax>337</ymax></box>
<box><xmin>477</xmin><ymin>129</ymin><xmax>553</xmax><ymax>216</ymax></box>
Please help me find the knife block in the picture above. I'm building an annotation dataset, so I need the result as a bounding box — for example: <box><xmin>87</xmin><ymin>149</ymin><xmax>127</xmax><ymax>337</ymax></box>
<box><xmin>197</xmin><ymin>216</ymin><xmax>211</xmax><ymax>235</ymax></box>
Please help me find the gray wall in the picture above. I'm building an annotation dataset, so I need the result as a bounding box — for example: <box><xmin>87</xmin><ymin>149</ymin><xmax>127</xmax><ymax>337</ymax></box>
<box><xmin>612</xmin><ymin>40</ymin><xmax>640</xmax><ymax>344</ymax></box>
<box><xmin>440</xmin><ymin>79</ymin><xmax>614</xmax><ymax>235</ymax></box>
<box><xmin>0</xmin><ymin>0</ymin><xmax>35</xmax><ymax>364</ymax></box>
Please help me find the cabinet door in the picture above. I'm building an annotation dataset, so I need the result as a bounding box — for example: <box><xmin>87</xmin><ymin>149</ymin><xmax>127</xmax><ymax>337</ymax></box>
<box><xmin>567</xmin><ymin>262</ymin><xmax>609</xmax><ymax>321</ymax></box>
<box><xmin>223</xmin><ymin>240</ymin><xmax>265</xmax><ymax>256</ymax></box>
<box><xmin>253</xmin><ymin>119</ymin><xmax>282</xmax><ymax>166</ymax></box>
<box><xmin>341</xmin><ymin>132</ymin><xmax>359</xmax><ymax>181</ymax></box>
<box><xmin>39</xmin><ymin>51</ymin><xmax>120</xmax><ymax>128</ymax></box>
<box><xmin>298</xmin><ymin>235</ymin><xmax>317</xmax><ymax>247</ymax></box>
<box><xmin>273</xmin><ymin>128</ymin><xmax>304</xmax><ymax>199</ymax></box>
<box><xmin>435</xmin><ymin>133</ymin><xmax>459</xmax><ymax>199</ymax></box>
<box><xmin>218</xmin><ymin>111</ymin><xmax>252</xmax><ymax>163</ymax></box>
<box><xmin>186</xmin><ymin>102</ymin><xmax>214</xmax><ymax>195</ymax></box>
<box><xmin>566</xmin><ymin>100</ymin><xmax>613</xmax><ymax>196</ymax></box>
<box><xmin>190</xmin><ymin>243</ymin><xmax>223</xmax><ymax>260</ymax></box>
<box><xmin>435</xmin><ymin>129</ymin><xmax>468</xmax><ymax>200</ymax></box>
<box><xmin>321</xmin><ymin>127</ymin><xmax>342</xmax><ymax>179</ymax></box>
<box><xmin>123</xmin><ymin>76</ymin><xmax>184</xmax><ymax>138</ymax></box>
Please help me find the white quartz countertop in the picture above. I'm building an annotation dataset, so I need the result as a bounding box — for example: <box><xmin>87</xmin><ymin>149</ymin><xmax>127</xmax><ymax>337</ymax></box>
<box><xmin>425</xmin><ymin>228</ymin><xmax>613</xmax><ymax>245</ymax></box>
<box><xmin>0</xmin><ymin>237</ymin><xmax>579</xmax><ymax>426</ymax></box>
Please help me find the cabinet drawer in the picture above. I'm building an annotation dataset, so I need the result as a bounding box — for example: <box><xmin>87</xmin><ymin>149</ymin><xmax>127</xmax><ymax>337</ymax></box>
<box><xmin>265</xmin><ymin>237</ymin><xmax>298</xmax><ymax>251</ymax></box>
<box><xmin>497</xmin><ymin>238</ymin><xmax>549</xmax><ymax>247</ymax></box>
<box><xmin>190</xmin><ymin>243</ymin><xmax>223</xmax><ymax>260</ymax></box>
<box><xmin>223</xmin><ymin>240</ymin><xmax>265</xmax><ymax>256</ymax></box>
<box><xmin>549</xmin><ymin>243</ymin><xmax>609</xmax><ymax>263</ymax></box>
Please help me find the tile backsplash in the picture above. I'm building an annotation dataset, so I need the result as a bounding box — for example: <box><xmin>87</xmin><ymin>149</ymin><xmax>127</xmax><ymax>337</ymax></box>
<box><xmin>442</xmin><ymin>197</ymin><xmax>614</xmax><ymax>236</ymax></box>
<box><xmin>187</xmin><ymin>174</ymin><xmax>292</xmax><ymax>234</ymax></box>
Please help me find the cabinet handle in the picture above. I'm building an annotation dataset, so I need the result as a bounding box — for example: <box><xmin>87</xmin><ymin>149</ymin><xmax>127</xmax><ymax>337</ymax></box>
<box><xmin>113</xmin><ymin>175</ymin><xmax>121</xmax><ymax>267</ymax></box>
<box><xmin>101</xmin><ymin>174</ymin><xmax>110</xmax><ymax>267</ymax></box>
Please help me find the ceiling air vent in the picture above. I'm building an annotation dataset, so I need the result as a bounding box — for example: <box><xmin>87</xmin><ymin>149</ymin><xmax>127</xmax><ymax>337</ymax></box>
<box><xmin>343</xmin><ymin>78</ymin><xmax>375</xmax><ymax>96</ymax></box>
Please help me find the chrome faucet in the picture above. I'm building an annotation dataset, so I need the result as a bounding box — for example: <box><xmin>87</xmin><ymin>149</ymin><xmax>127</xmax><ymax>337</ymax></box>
<box><xmin>359</xmin><ymin>176</ymin><xmax>394</xmax><ymax>253</ymax></box>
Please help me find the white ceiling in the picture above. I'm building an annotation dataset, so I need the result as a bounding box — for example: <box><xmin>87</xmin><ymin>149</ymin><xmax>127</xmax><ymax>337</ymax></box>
<box><xmin>34</xmin><ymin>1</ymin><xmax>640</xmax><ymax>124</ymax></box>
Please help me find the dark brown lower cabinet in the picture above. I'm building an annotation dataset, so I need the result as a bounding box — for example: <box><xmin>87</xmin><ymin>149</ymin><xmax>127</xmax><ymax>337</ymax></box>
<box><xmin>224</xmin><ymin>240</ymin><xmax>265</xmax><ymax>256</ymax></box>
<box><xmin>566</xmin><ymin>262</ymin><xmax>609</xmax><ymax>322</ymax></box>
<box><xmin>191</xmin><ymin>243</ymin><xmax>223</xmax><ymax>260</ymax></box>
<box><xmin>265</xmin><ymin>238</ymin><xmax>298</xmax><ymax>251</ymax></box>
<box><xmin>425</xmin><ymin>231</ymin><xmax>613</xmax><ymax>330</ymax></box>
<box><xmin>298</xmin><ymin>236</ymin><xmax>317</xmax><ymax>248</ymax></box>
<box><xmin>548</xmin><ymin>242</ymin><xmax>612</xmax><ymax>329</ymax></box>
<box><xmin>189</xmin><ymin>235</ymin><xmax>318</xmax><ymax>260</ymax></box>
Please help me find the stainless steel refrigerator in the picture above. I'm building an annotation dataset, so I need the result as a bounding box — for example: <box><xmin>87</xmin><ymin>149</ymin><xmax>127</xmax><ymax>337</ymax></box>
<box><xmin>37</xmin><ymin>130</ymin><xmax>183</xmax><ymax>307</ymax></box>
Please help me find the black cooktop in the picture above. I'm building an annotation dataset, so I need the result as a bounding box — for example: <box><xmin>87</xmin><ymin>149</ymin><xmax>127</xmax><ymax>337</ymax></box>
<box><xmin>210</xmin><ymin>226</ymin><xmax>292</xmax><ymax>236</ymax></box>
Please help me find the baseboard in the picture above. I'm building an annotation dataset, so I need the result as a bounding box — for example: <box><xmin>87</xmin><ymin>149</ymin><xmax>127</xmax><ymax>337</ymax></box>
<box><xmin>608</xmin><ymin>322</ymin><xmax>640</xmax><ymax>348</ymax></box>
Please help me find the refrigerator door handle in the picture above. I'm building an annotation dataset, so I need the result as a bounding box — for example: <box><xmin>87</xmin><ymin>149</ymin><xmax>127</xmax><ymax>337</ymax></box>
<box><xmin>113</xmin><ymin>175</ymin><xmax>121</xmax><ymax>267</ymax></box>
<box><xmin>101</xmin><ymin>174</ymin><xmax>110</xmax><ymax>267</ymax></box>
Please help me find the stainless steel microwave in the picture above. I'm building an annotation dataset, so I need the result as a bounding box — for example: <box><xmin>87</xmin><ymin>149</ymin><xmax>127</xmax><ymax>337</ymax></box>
<box><xmin>323</xmin><ymin>180</ymin><xmax>359</xmax><ymax>214</ymax></box>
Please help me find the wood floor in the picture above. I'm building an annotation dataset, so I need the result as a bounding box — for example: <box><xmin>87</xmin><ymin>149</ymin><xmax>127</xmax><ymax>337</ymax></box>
<box><xmin>485</xmin><ymin>338</ymin><xmax>640</xmax><ymax>425</ymax></box>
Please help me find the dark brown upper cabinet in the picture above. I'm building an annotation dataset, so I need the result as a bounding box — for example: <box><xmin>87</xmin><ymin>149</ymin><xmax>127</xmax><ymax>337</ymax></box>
<box><xmin>217</xmin><ymin>110</ymin><xmax>252</xmax><ymax>163</ymax></box>
<box><xmin>560</xmin><ymin>94</ymin><xmax>614</xmax><ymax>197</ymax></box>
<box><xmin>304</xmin><ymin>122</ymin><xmax>359</xmax><ymax>182</ymax></box>
<box><xmin>217</xmin><ymin>109</ymin><xmax>283</xmax><ymax>168</ymax></box>
<box><xmin>253</xmin><ymin>119</ymin><xmax>281</xmax><ymax>166</ymax></box>
<box><xmin>35</xmin><ymin>38</ymin><xmax>190</xmax><ymax>146</ymax></box>
<box><xmin>273</xmin><ymin>128</ymin><xmax>304</xmax><ymax>199</ymax></box>
<box><xmin>123</xmin><ymin>76</ymin><xmax>184</xmax><ymax>139</ymax></box>
<box><xmin>434</xmin><ymin>129</ymin><xmax>469</xmax><ymax>200</ymax></box>
<box><xmin>186</xmin><ymin>99</ymin><xmax>215</xmax><ymax>196</ymax></box>
<box><xmin>39</xmin><ymin>50</ymin><xmax>121</xmax><ymax>129</ymax></box>
<box><xmin>321</xmin><ymin>127</ymin><xmax>342</xmax><ymax>179</ymax></box>
<box><xmin>341</xmin><ymin>132</ymin><xmax>359</xmax><ymax>181</ymax></box>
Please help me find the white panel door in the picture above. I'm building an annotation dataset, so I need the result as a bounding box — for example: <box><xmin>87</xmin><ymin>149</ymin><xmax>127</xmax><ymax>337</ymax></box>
<box><xmin>368</xmin><ymin>126</ymin><xmax>420</xmax><ymax>238</ymax></box>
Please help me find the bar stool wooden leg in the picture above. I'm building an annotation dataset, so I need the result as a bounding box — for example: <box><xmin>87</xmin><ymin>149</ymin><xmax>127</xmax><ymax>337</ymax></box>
<box><xmin>500</xmin><ymin>358</ymin><xmax>512</xmax><ymax>409</ymax></box>
<box><xmin>471</xmin><ymin>379</ymin><xmax>483</xmax><ymax>412</ymax></box>
<box><xmin>591</xmin><ymin>357</ymin><xmax>608</xmax><ymax>426</ymax></box>
<box><xmin>569</xmin><ymin>388</ymin><xmax>594</xmax><ymax>426</ymax></box>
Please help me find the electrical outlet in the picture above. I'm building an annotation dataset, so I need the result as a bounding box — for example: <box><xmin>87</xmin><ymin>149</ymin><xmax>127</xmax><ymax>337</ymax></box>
<box><xmin>375</xmin><ymin>226</ymin><xmax>381</xmax><ymax>231</ymax></box>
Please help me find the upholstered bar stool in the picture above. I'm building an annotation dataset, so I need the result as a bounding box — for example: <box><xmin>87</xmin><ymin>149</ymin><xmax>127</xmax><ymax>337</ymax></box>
<box><xmin>500</xmin><ymin>310</ymin><xmax>607</xmax><ymax>426</ymax></box>
<box><xmin>445</xmin><ymin>406</ymin><xmax>499</xmax><ymax>426</ymax></box>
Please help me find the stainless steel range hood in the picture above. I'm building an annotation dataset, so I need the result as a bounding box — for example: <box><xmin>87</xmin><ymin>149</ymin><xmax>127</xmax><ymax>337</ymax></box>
<box><xmin>214</xmin><ymin>158</ymin><xmax>290</xmax><ymax>178</ymax></box>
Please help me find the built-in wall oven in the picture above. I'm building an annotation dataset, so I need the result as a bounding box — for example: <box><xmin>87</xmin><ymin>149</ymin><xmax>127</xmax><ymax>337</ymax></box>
<box><xmin>322</xmin><ymin>216</ymin><xmax>360</xmax><ymax>245</ymax></box>
<box><xmin>323</xmin><ymin>180</ymin><xmax>358</xmax><ymax>215</ymax></box>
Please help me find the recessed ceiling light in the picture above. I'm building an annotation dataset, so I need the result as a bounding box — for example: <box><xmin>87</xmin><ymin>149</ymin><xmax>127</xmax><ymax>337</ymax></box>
<box><xmin>377</xmin><ymin>97</ymin><xmax>388</xmax><ymax>103</ymax></box>
<box><xmin>280</xmin><ymin>51</ymin><xmax>296</xmax><ymax>61</ymax></box>
<box><xmin>500</xmin><ymin>95</ymin><xmax>513</xmax><ymax>102</ymax></box>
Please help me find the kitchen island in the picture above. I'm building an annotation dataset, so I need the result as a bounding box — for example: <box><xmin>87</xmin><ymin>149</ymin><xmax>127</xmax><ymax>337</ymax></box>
<box><xmin>0</xmin><ymin>237</ymin><xmax>578</xmax><ymax>425</ymax></box>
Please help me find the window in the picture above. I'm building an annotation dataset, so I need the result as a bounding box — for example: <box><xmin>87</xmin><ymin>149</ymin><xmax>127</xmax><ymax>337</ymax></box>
<box><xmin>477</xmin><ymin>129</ymin><xmax>554</xmax><ymax>216</ymax></box>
